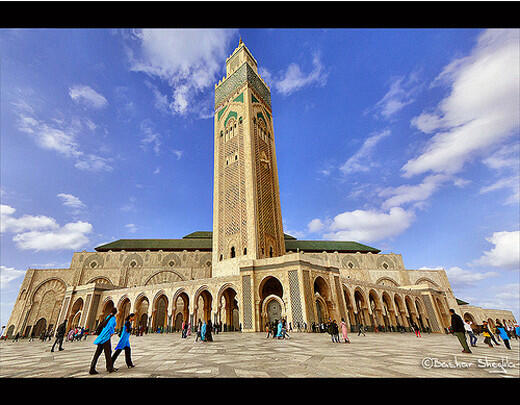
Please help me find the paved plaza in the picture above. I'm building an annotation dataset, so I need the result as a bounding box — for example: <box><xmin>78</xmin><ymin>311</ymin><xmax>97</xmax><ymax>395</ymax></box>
<box><xmin>0</xmin><ymin>331</ymin><xmax>518</xmax><ymax>379</ymax></box>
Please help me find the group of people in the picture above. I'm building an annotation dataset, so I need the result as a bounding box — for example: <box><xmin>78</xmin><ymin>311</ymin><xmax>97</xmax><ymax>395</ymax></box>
<box><xmin>450</xmin><ymin>309</ymin><xmax>519</xmax><ymax>354</ymax></box>
<box><xmin>195</xmin><ymin>319</ymin><xmax>220</xmax><ymax>342</ymax></box>
<box><xmin>265</xmin><ymin>318</ymin><xmax>290</xmax><ymax>339</ymax></box>
<box><xmin>89</xmin><ymin>308</ymin><xmax>135</xmax><ymax>374</ymax></box>
<box><xmin>326</xmin><ymin>319</ymin><xmax>350</xmax><ymax>343</ymax></box>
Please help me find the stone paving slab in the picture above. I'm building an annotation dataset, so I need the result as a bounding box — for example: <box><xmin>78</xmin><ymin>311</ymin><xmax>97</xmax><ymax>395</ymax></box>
<box><xmin>0</xmin><ymin>332</ymin><xmax>518</xmax><ymax>378</ymax></box>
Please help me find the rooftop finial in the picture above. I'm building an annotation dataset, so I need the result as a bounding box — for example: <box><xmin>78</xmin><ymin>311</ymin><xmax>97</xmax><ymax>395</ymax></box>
<box><xmin>239</xmin><ymin>36</ymin><xmax>243</xmax><ymax>46</ymax></box>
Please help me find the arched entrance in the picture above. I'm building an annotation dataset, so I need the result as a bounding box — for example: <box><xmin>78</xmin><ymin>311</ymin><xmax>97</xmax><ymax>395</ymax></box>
<box><xmin>267</xmin><ymin>299</ymin><xmax>282</xmax><ymax>323</ymax></box>
<box><xmin>68</xmin><ymin>298</ymin><xmax>84</xmax><ymax>329</ymax></box>
<box><xmin>415</xmin><ymin>299</ymin><xmax>429</xmax><ymax>330</ymax></box>
<box><xmin>434</xmin><ymin>297</ymin><xmax>450</xmax><ymax>331</ymax></box>
<box><xmin>464</xmin><ymin>312</ymin><xmax>477</xmax><ymax>331</ymax></box>
<box><xmin>153</xmin><ymin>294</ymin><xmax>168</xmax><ymax>332</ymax></box>
<box><xmin>313</xmin><ymin>276</ymin><xmax>333</xmax><ymax>322</ymax></box>
<box><xmin>259</xmin><ymin>276</ymin><xmax>284</xmax><ymax>329</ymax></box>
<box><xmin>172</xmin><ymin>291</ymin><xmax>189</xmax><ymax>330</ymax></box>
<box><xmin>381</xmin><ymin>292</ymin><xmax>395</xmax><ymax>330</ymax></box>
<box><xmin>393</xmin><ymin>295</ymin><xmax>408</xmax><ymax>328</ymax></box>
<box><xmin>33</xmin><ymin>318</ymin><xmax>47</xmax><ymax>337</ymax></box>
<box><xmin>368</xmin><ymin>290</ymin><xmax>383</xmax><ymax>329</ymax></box>
<box><xmin>354</xmin><ymin>289</ymin><xmax>369</xmax><ymax>326</ymax></box>
<box><xmin>134</xmin><ymin>295</ymin><xmax>149</xmax><ymax>332</ymax></box>
<box><xmin>117</xmin><ymin>297</ymin><xmax>131</xmax><ymax>331</ymax></box>
<box><xmin>342</xmin><ymin>287</ymin><xmax>356</xmax><ymax>327</ymax></box>
<box><xmin>195</xmin><ymin>289</ymin><xmax>213</xmax><ymax>323</ymax></box>
<box><xmin>220</xmin><ymin>286</ymin><xmax>239</xmax><ymax>331</ymax></box>
<box><xmin>405</xmin><ymin>296</ymin><xmax>418</xmax><ymax>327</ymax></box>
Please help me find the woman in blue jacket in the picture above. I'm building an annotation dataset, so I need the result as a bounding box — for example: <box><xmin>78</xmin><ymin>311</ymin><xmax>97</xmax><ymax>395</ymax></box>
<box><xmin>495</xmin><ymin>320</ymin><xmax>512</xmax><ymax>350</ymax></box>
<box><xmin>112</xmin><ymin>313</ymin><xmax>136</xmax><ymax>368</ymax></box>
<box><xmin>89</xmin><ymin>307</ymin><xmax>118</xmax><ymax>375</ymax></box>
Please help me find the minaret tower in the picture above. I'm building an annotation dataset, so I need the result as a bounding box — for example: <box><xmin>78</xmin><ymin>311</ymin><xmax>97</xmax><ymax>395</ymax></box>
<box><xmin>212</xmin><ymin>39</ymin><xmax>285</xmax><ymax>275</ymax></box>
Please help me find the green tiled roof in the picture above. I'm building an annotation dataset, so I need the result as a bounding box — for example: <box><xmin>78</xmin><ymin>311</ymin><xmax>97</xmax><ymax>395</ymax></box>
<box><xmin>456</xmin><ymin>298</ymin><xmax>469</xmax><ymax>305</ymax></box>
<box><xmin>285</xmin><ymin>240</ymin><xmax>379</xmax><ymax>253</ymax></box>
<box><xmin>94</xmin><ymin>231</ymin><xmax>379</xmax><ymax>254</ymax></box>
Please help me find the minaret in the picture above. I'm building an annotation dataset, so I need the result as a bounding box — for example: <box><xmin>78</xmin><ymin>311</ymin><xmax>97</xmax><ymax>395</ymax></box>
<box><xmin>212</xmin><ymin>40</ymin><xmax>285</xmax><ymax>275</ymax></box>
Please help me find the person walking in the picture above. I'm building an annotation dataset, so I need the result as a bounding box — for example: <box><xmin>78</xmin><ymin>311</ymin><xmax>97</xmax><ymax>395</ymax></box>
<box><xmin>449</xmin><ymin>309</ymin><xmax>471</xmax><ymax>354</ymax></box>
<box><xmin>206</xmin><ymin>320</ymin><xmax>213</xmax><ymax>342</ymax></box>
<box><xmin>51</xmin><ymin>319</ymin><xmax>67</xmax><ymax>352</ymax></box>
<box><xmin>464</xmin><ymin>320</ymin><xmax>477</xmax><ymax>347</ymax></box>
<box><xmin>195</xmin><ymin>320</ymin><xmax>202</xmax><ymax>342</ymax></box>
<box><xmin>200</xmin><ymin>320</ymin><xmax>207</xmax><ymax>342</ymax></box>
<box><xmin>495</xmin><ymin>321</ymin><xmax>512</xmax><ymax>350</ymax></box>
<box><xmin>340</xmin><ymin>318</ymin><xmax>350</xmax><ymax>343</ymax></box>
<box><xmin>111</xmin><ymin>313</ymin><xmax>136</xmax><ymax>369</ymax></box>
<box><xmin>412</xmin><ymin>322</ymin><xmax>421</xmax><ymax>338</ymax></box>
<box><xmin>481</xmin><ymin>321</ymin><xmax>494</xmax><ymax>348</ymax></box>
<box><xmin>357</xmin><ymin>323</ymin><xmax>366</xmax><ymax>336</ymax></box>
<box><xmin>89</xmin><ymin>308</ymin><xmax>118</xmax><ymax>375</ymax></box>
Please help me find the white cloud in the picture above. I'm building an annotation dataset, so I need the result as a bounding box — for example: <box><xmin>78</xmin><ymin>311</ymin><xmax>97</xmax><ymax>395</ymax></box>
<box><xmin>273</xmin><ymin>53</ymin><xmax>328</xmax><ymax>96</ymax></box>
<box><xmin>1</xmin><ymin>204</ymin><xmax>93</xmax><ymax>251</ymax></box>
<box><xmin>57</xmin><ymin>193</ymin><xmax>86</xmax><ymax>210</ymax></box>
<box><xmin>404</xmin><ymin>29</ymin><xmax>519</xmax><ymax>178</ymax></box>
<box><xmin>1</xmin><ymin>204</ymin><xmax>58</xmax><ymax>234</ymax></box>
<box><xmin>12</xmin><ymin>221</ymin><xmax>92</xmax><ymax>251</ymax></box>
<box><xmin>13</xmin><ymin>100</ymin><xmax>113</xmax><ymax>172</ymax></box>
<box><xmin>125</xmin><ymin>29</ymin><xmax>237</xmax><ymax>115</ymax></box>
<box><xmin>444</xmin><ymin>266</ymin><xmax>499</xmax><ymax>289</ymax></box>
<box><xmin>140</xmin><ymin>120</ymin><xmax>161</xmax><ymax>155</ymax></box>
<box><xmin>472</xmin><ymin>230</ymin><xmax>520</xmax><ymax>270</ymax></box>
<box><xmin>340</xmin><ymin>129</ymin><xmax>391</xmax><ymax>174</ymax></box>
<box><xmin>153</xmin><ymin>167</ymin><xmax>161</xmax><ymax>175</ymax></box>
<box><xmin>480</xmin><ymin>175</ymin><xmax>520</xmax><ymax>205</ymax></box>
<box><xmin>373</xmin><ymin>72</ymin><xmax>421</xmax><ymax>119</ymax></box>
<box><xmin>172</xmin><ymin>149</ymin><xmax>183</xmax><ymax>160</ymax></box>
<box><xmin>307</xmin><ymin>218</ymin><xmax>324</xmax><ymax>233</ymax></box>
<box><xmin>121</xmin><ymin>196</ymin><xmax>137</xmax><ymax>213</ymax></box>
<box><xmin>69</xmin><ymin>85</ymin><xmax>108</xmax><ymax>109</ymax></box>
<box><xmin>379</xmin><ymin>174</ymin><xmax>450</xmax><ymax>210</ymax></box>
<box><xmin>0</xmin><ymin>265</ymin><xmax>26</xmax><ymax>289</ymax></box>
<box><xmin>125</xmin><ymin>223</ymin><xmax>138</xmax><ymax>234</ymax></box>
<box><xmin>323</xmin><ymin>206</ymin><xmax>415</xmax><ymax>243</ymax></box>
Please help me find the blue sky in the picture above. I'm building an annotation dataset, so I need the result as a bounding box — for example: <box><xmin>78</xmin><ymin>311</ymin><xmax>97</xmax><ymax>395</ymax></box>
<box><xmin>1</xmin><ymin>28</ymin><xmax>519</xmax><ymax>327</ymax></box>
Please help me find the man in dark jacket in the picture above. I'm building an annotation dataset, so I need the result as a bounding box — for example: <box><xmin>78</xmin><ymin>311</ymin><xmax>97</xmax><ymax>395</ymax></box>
<box><xmin>449</xmin><ymin>309</ymin><xmax>471</xmax><ymax>354</ymax></box>
<box><xmin>51</xmin><ymin>319</ymin><xmax>67</xmax><ymax>352</ymax></box>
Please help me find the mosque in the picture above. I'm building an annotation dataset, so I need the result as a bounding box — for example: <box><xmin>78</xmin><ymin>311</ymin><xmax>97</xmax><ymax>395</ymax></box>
<box><xmin>4</xmin><ymin>40</ymin><xmax>516</xmax><ymax>339</ymax></box>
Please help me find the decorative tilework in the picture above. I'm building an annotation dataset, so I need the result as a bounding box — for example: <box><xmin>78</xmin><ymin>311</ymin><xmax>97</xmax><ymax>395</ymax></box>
<box><xmin>288</xmin><ymin>270</ymin><xmax>303</xmax><ymax>325</ymax></box>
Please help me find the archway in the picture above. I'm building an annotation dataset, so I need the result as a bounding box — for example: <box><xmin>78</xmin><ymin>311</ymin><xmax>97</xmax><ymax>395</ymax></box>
<box><xmin>117</xmin><ymin>297</ymin><xmax>131</xmax><ymax>330</ymax></box>
<box><xmin>315</xmin><ymin>297</ymin><xmax>328</xmax><ymax>324</ymax></box>
<box><xmin>393</xmin><ymin>295</ymin><xmax>408</xmax><ymax>328</ymax></box>
<box><xmin>314</xmin><ymin>276</ymin><xmax>335</xmax><ymax>324</ymax></box>
<box><xmin>172</xmin><ymin>291</ymin><xmax>189</xmax><ymax>330</ymax></box>
<box><xmin>134</xmin><ymin>296</ymin><xmax>149</xmax><ymax>332</ymax></box>
<box><xmin>368</xmin><ymin>290</ymin><xmax>383</xmax><ymax>329</ymax></box>
<box><xmin>195</xmin><ymin>289</ymin><xmax>213</xmax><ymax>323</ymax></box>
<box><xmin>342</xmin><ymin>287</ymin><xmax>356</xmax><ymax>327</ymax></box>
<box><xmin>464</xmin><ymin>312</ymin><xmax>477</xmax><ymax>331</ymax></box>
<box><xmin>381</xmin><ymin>292</ymin><xmax>396</xmax><ymax>330</ymax></box>
<box><xmin>98</xmin><ymin>300</ymin><xmax>115</xmax><ymax>329</ymax></box>
<box><xmin>259</xmin><ymin>276</ymin><xmax>284</xmax><ymax>329</ymax></box>
<box><xmin>220</xmin><ymin>286</ymin><xmax>239</xmax><ymax>331</ymax></box>
<box><xmin>434</xmin><ymin>297</ymin><xmax>450</xmax><ymax>331</ymax></box>
<box><xmin>68</xmin><ymin>298</ymin><xmax>84</xmax><ymax>329</ymax></box>
<box><xmin>152</xmin><ymin>294</ymin><xmax>168</xmax><ymax>332</ymax></box>
<box><xmin>405</xmin><ymin>296</ymin><xmax>418</xmax><ymax>327</ymax></box>
<box><xmin>415</xmin><ymin>299</ymin><xmax>429</xmax><ymax>330</ymax></box>
<box><xmin>33</xmin><ymin>318</ymin><xmax>47</xmax><ymax>337</ymax></box>
<box><xmin>353</xmin><ymin>289</ymin><xmax>369</xmax><ymax>327</ymax></box>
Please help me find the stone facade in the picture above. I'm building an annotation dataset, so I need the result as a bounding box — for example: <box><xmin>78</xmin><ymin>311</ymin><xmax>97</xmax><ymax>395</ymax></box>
<box><xmin>3</xmin><ymin>41</ymin><xmax>517</xmax><ymax>339</ymax></box>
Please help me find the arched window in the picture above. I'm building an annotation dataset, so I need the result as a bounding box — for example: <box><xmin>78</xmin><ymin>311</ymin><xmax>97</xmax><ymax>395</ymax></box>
<box><xmin>243</xmin><ymin>248</ymin><xmax>247</xmax><ymax>255</ymax></box>
<box><xmin>230</xmin><ymin>246</ymin><xmax>236</xmax><ymax>258</ymax></box>
<box><xmin>219</xmin><ymin>254</ymin><xmax>223</xmax><ymax>262</ymax></box>
<box><xmin>269</xmin><ymin>246</ymin><xmax>273</xmax><ymax>258</ymax></box>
